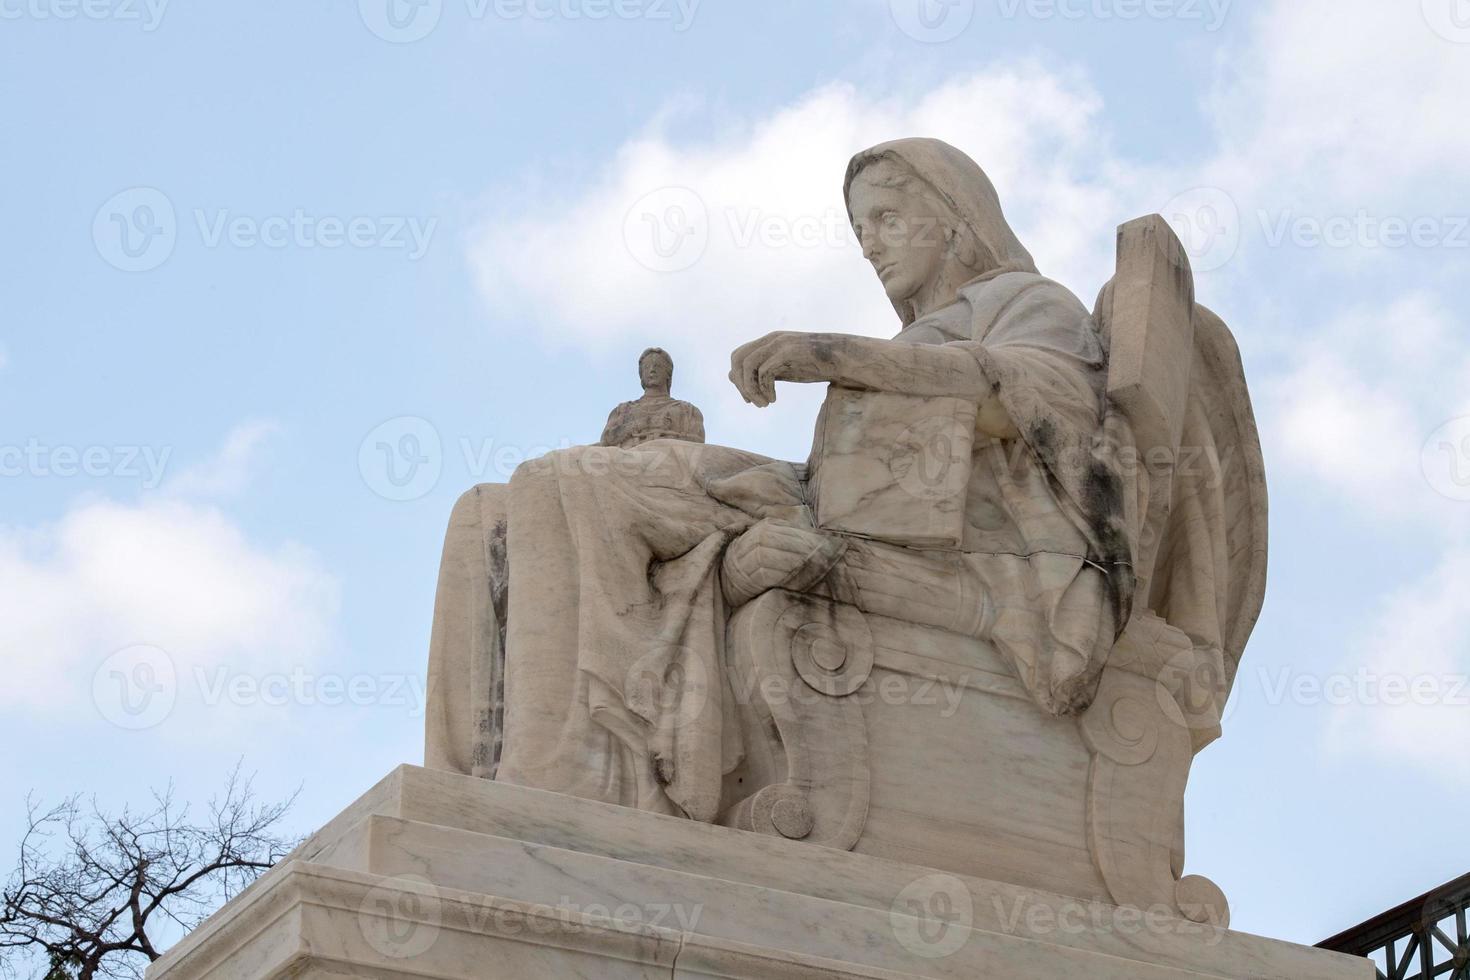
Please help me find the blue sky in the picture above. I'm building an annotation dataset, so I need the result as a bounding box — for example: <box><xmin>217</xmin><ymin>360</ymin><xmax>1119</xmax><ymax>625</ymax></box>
<box><xmin>3</xmin><ymin>0</ymin><xmax>1469</xmax><ymax>954</ymax></box>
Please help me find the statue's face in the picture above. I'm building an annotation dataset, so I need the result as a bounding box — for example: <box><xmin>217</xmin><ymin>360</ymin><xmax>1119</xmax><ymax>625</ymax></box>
<box><xmin>848</xmin><ymin>162</ymin><xmax>952</xmax><ymax>308</ymax></box>
<box><xmin>640</xmin><ymin>354</ymin><xmax>672</xmax><ymax>390</ymax></box>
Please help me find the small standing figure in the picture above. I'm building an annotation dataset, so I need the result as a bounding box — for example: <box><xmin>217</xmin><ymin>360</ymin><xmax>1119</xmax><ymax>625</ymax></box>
<box><xmin>599</xmin><ymin>347</ymin><xmax>706</xmax><ymax>448</ymax></box>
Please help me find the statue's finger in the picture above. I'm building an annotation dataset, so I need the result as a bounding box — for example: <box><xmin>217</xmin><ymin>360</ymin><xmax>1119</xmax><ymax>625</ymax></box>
<box><xmin>757</xmin><ymin>356</ymin><xmax>781</xmax><ymax>404</ymax></box>
<box><xmin>742</xmin><ymin>351</ymin><xmax>767</xmax><ymax>407</ymax></box>
<box><xmin>727</xmin><ymin>368</ymin><xmax>750</xmax><ymax>403</ymax></box>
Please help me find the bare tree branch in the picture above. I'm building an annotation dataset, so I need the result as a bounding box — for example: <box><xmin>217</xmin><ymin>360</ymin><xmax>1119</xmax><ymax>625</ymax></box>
<box><xmin>1</xmin><ymin>764</ymin><xmax>300</xmax><ymax>980</ymax></box>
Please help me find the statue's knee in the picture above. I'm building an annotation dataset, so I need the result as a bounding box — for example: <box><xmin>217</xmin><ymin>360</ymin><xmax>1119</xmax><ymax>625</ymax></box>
<box><xmin>510</xmin><ymin>445</ymin><xmax>612</xmax><ymax>492</ymax></box>
<box><xmin>448</xmin><ymin>483</ymin><xmax>507</xmax><ymax>533</ymax></box>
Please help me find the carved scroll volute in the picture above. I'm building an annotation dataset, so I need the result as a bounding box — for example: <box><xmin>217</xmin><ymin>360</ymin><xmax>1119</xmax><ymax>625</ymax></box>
<box><xmin>1079</xmin><ymin>665</ymin><xmax>1231</xmax><ymax>930</ymax></box>
<box><xmin>721</xmin><ymin>590</ymin><xmax>872</xmax><ymax>850</ymax></box>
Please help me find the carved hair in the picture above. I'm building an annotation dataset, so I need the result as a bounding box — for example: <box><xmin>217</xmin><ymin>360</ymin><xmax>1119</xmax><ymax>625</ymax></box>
<box><xmin>639</xmin><ymin>347</ymin><xmax>672</xmax><ymax>370</ymax></box>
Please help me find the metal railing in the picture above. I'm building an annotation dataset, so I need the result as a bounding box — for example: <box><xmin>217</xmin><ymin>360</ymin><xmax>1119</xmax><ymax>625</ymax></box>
<box><xmin>1318</xmin><ymin>873</ymin><xmax>1470</xmax><ymax>980</ymax></box>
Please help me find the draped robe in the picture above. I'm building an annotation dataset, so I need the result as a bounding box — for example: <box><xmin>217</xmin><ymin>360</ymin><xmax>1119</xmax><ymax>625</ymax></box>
<box><xmin>425</xmin><ymin>267</ymin><xmax>1136</xmax><ymax>822</ymax></box>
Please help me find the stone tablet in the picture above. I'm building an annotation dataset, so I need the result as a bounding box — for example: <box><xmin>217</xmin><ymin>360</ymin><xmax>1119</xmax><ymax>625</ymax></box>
<box><xmin>807</xmin><ymin>385</ymin><xmax>977</xmax><ymax>550</ymax></box>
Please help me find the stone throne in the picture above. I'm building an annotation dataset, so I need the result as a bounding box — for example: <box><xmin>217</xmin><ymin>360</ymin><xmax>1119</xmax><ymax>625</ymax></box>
<box><xmin>715</xmin><ymin>214</ymin><xmax>1268</xmax><ymax>927</ymax></box>
<box><xmin>146</xmin><ymin>215</ymin><xmax>1367</xmax><ymax>980</ymax></box>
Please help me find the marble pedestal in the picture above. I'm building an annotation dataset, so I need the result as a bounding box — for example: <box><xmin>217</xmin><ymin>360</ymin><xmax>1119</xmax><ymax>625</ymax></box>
<box><xmin>146</xmin><ymin>766</ymin><xmax>1369</xmax><ymax>979</ymax></box>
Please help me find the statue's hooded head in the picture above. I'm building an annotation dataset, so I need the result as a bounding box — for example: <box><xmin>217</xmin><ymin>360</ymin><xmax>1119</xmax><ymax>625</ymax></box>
<box><xmin>845</xmin><ymin>138</ymin><xmax>1037</xmax><ymax>326</ymax></box>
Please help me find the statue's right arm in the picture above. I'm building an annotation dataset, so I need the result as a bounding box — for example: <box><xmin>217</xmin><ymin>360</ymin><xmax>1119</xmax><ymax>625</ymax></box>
<box><xmin>727</xmin><ymin>331</ymin><xmax>1018</xmax><ymax>439</ymax></box>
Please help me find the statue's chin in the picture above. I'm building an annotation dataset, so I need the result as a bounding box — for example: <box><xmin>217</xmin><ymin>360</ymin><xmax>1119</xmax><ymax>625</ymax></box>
<box><xmin>881</xmin><ymin>284</ymin><xmax>916</xmax><ymax>308</ymax></box>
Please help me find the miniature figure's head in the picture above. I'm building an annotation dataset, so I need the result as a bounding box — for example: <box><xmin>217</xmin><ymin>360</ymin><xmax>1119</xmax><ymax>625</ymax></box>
<box><xmin>845</xmin><ymin>139</ymin><xmax>1036</xmax><ymax>325</ymax></box>
<box><xmin>638</xmin><ymin>347</ymin><xmax>673</xmax><ymax>394</ymax></box>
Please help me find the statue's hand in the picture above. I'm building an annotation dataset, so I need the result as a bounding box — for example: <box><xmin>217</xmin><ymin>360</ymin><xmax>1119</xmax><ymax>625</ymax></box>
<box><xmin>729</xmin><ymin>331</ymin><xmax>855</xmax><ymax>407</ymax></box>
<box><xmin>721</xmin><ymin>518</ymin><xmax>848</xmax><ymax>608</ymax></box>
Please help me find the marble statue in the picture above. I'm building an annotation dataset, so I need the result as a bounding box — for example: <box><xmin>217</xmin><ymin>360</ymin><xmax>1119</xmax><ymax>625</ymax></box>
<box><xmin>148</xmin><ymin>140</ymin><xmax>1365</xmax><ymax>980</ymax></box>
<box><xmin>599</xmin><ymin>347</ymin><xmax>706</xmax><ymax>449</ymax></box>
<box><xmin>424</xmin><ymin>137</ymin><xmax>1268</xmax><ymax>927</ymax></box>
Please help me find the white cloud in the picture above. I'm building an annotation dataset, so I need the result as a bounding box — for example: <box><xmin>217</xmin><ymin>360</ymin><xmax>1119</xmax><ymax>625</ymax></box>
<box><xmin>165</xmin><ymin>419</ymin><xmax>280</xmax><ymax>499</ymax></box>
<box><xmin>1209</xmin><ymin>0</ymin><xmax>1470</xmax><ymax>206</ymax></box>
<box><xmin>467</xmin><ymin>62</ymin><xmax>1150</xmax><ymax>456</ymax></box>
<box><xmin>1261</xmin><ymin>294</ymin><xmax>1470</xmax><ymax>520</ymax></box>
<box><xmin>464</xmin><ymin>0</ymin><xmax>1470</xmax><ymax>456</ymax></box>
<box><xmin>1327</xmin><ymin>546</ymin><xmax>1470</xmax><ymax>785</ymax></box>
<box><xmin>0</xmin><ymin>428</ymin><xmax>338</xmax><ymax>723</ymax></box>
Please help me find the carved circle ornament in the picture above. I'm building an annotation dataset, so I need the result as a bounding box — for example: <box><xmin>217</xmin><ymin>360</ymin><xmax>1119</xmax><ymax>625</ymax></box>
<box><xmin>750</xmin><ymin>785</ymin><xmax>816</xmax><ymax>841</ymax></box>
<box><xmin>783</xmin><ymin>602</ymin><xmax>874</xmax><ymax>697</ymax></box>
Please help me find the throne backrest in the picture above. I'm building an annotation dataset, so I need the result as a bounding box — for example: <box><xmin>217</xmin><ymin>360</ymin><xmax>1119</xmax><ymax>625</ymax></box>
<box><xmin>1094</xmin><ymin>214</ymin><xmax>1198</xmax><ymax>601</ymax></box>
<box><xmin>1098</xmin><ymin>215</ymin><xmax>1196</xmax><ymax>460</ymax></box>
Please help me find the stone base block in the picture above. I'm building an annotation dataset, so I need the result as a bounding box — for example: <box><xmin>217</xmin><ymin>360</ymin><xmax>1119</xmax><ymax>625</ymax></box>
<box><xmin>146</xmin><ymin>766</ymin><xmax>1370</xmax><ymax>979</ymax></box>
